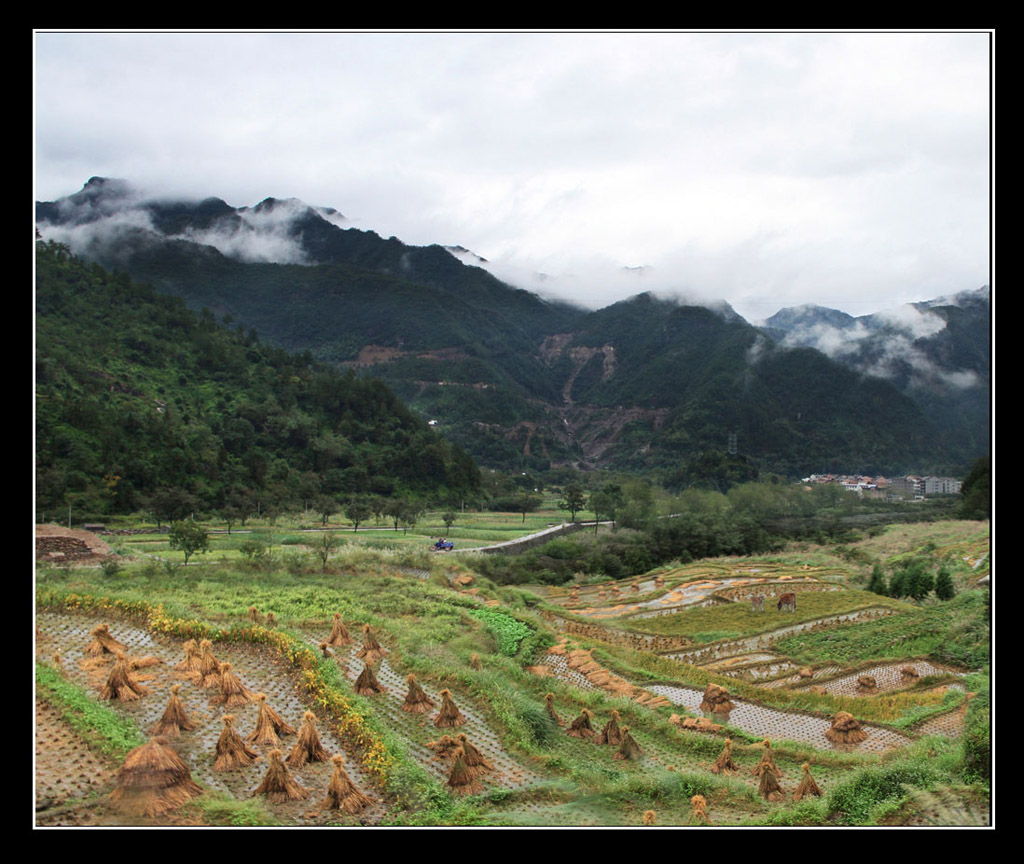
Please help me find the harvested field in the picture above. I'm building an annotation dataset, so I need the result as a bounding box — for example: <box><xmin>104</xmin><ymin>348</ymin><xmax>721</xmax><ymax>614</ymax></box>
<box><xmin>793</xmin><ymin>661</ymin><xmax>965</xmax><ymax>698</ymax></box>
<box><xmin>35</xmin><ymin>610</ymin><xmax>383</xmax><ymax>826</ymax></box>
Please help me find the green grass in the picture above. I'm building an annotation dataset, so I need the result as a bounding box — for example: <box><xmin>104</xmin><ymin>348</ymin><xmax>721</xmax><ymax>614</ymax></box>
<box><xmin>35</xmin><ymin>660</ymin><xmax>147</xmax><ymax>759</ymax></box>
<box><xmin>774</xmin><ymin>590</ymin><xmax>989</xmax><ymax>667</ymax></box>
<box><xmin>617</xmin><ymin>589</ymin><xmax>906</xmax><ymax>642</ymax></box>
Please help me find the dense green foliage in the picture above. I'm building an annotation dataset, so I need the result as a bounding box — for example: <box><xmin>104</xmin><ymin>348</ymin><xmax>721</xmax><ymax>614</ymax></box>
<box><xmin>35</xmin><ymin>240</ymin><xmax>481</xmax><ymax>520</ymax></box>
<box><xmin>168</xmin><ymin>519</ymin><xmax>209</xmax><ymax>564</ymax></box>
<box><xmin>959</xmin><ymin>456</ymin><xmax>991</xmax><ymax>520</ymax></box>
<box><xmin>466</xmin><ymin>607</ymin><xmax>533</xmax><ymax>656</ymax></box>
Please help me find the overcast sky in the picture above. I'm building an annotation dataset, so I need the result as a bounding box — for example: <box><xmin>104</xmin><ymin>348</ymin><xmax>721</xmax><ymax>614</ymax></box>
<box><xmin>33</xmin><ymin>30</ymin><xmax>992</xmax><ymax>322</ymax></box>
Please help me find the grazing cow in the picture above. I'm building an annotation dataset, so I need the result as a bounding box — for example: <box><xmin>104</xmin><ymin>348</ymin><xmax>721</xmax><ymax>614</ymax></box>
<box><xmin>750</xmin><ymin>594</ymin><xmax>765</xmax><ymax>612</ymax></box>
<box><xmin>777</xmin><ymin>592</ymin><xmax>797</xmax><ymax>613</ymax></box>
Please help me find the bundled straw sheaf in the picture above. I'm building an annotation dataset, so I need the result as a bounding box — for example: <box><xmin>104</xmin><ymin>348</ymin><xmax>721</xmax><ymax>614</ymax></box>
<box><xmin>356</xmin><ymin>625</ymin><xmax>387</xmax><ymax>664</ymax></box>
<box><xmin>108</xmin><ymin>737</ymin><xmax>203</xmax><ymax>818</ymax></box>
<box><xmin>825</xmin><ymin>711</ymin><xmax>868</xmax><ymax>744</ymax></box>
<box><xmin>433</xmin><ymin>689</ymin><xmax>467</xmax><ymax>728</ymax></box>
<box><xmin>214</xmin><ymin>714</ymin><xmax>260</xmax><ymax>771</ymax></box>
<box><xmin>598</xmin><ymin>709</ymin><xmax>623</xmax><ymax>746</ymax></box>
<box><xmin>759</xmin><ymin>765</ymin><xmax>785</xmax><ymax>801</ymax></box>
<box><xmin>401</xmin><ymin>674</ymin><xmax>436</xmax><ymax>713</ymax></box>
<box><xmin>152</xmin><ymin>684</ymin><xmax>197</xmax><ymax>737</ymax></box>
<box><xmin>446</xmin><ymin>746</ymin><xmax>484</xmax><ymax>796</ymax></box>
<box><xmin>793</xmin><ymin>762</ymin><xmax>823</xmax><ymax>801</ymax></box>
<box><xmin>455</xmin><ymin>733</ymin><xmax>494</xmax><ymax>781</ymax></box>
<box><xmin>87</xmin><ymin>623</ymin><xmax>128</xmax><ymax>656</ymax></box>
<box><xmin>566</xmin><ymin>708</ymin><xmax>596</xmax><ymax>739</ymax></box>
<box><xmin>326</xmin><ymin>613</ymin><xmax>353</xmax><ymax>647</ymax></box>
<box><xmin>287</xmin><ymin>711</ymin><xmax>331</xmax><ymax>767</ymax></box>
<box><xmin>174</xmin><ymin>639</ymin><xmax>203</xmax><ymax>682</ymax></box>
<box><xmin>100</xmin><ymin>652</ymin><xmax>149</xmax><ymax>702</ymax></box>
<box><xmin>311</xmin><ymin>754</ymin><xmax>373</xmax><ymax>815</ymax></box>
<box><xmin>212</xmin><ymin>662</ymin><xmax>255</xmax><ymax>708</ymax></box>
<box><xmin>198</xmin><ymin>639</ymin><xmax>222</xmax><ymax>688</ymax></box>
<box><xmin>246</xmin><ymin>693</ymin><xmax>297</xmax><ymax>746</ymax></box>
<box><xmin>613</xmin><ymin>726</ymin><xmax>643</xmax><ymax>761</ymax></box>
<box><xmin>699</xmin><ymin>683</ymin><xmax>735</xmax><ymax>714</ymax></box>
<box><xmin>355</xmin><ymin>663</ymin><xmax>386</xmax><ymax>696</ymax></box>
<box><xmin>711</xmin><ymin>738</ymin><xmax>737</xmax><ymax>775</ymax></box>
<box><xmin>426</xmin><ymin>735</ymin><xmax>459</xmax><ymax>762</ymax></box>
<box><xmin>253</xmin><ymin>749</ymin><xmax>309</xmax><ymax>803</ymax></box>
<box><xmin>545</xmin><ymin>693</ymin><xmax>565</xmax><ymax>727</ymax></box>
<box><xmin>751</xmin><ymin>740</ymin><xmax>783</xmax><ymax>778</ymax></box>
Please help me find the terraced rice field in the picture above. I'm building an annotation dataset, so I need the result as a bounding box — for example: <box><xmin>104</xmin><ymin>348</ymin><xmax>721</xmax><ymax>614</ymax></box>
<box><xmin>36</xmin><ymin>611</ymin><xmax>384</xmax><ymax>825</ymax></box>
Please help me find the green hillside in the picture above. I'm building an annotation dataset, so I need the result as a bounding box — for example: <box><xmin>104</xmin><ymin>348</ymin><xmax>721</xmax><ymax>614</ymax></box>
<box><xmin>35</xmin><ymin>240</ymin><xmax>481</xmax><ymax>520</ymax></box>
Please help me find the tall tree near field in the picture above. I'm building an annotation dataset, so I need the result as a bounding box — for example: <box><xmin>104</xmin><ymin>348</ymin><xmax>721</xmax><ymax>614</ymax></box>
<box><xmin>558</xmin><ymin>482</ymin><xmax>587</xmax><ymax>522</ymax></box>
<box><xmin>588</xmin><ymin>490</ymin><xmax>614</xmax><ymax>533</ymax></box>
<box><xmin>168</xmin><ymin>520</ymin><xmax>209</xmax><ymax>565</ymax></box>
<box><xmin>513</xmin><ymin>492</ymin><xmax>541</xmax><ymax>523</ymax></box>
<box><xmin>344</xmin><ymin>497</ymin><xmax>372</xmax><ymax>532</ymax></box>
<box><xmin>313</xmin><ymin>495</ymin><xmax>336</xmax><ymax>526</ymax></box>
<box><xmin>148</xmin><ymin>488</ymin><xmax>200</xmax><ymax>528</ymax></box>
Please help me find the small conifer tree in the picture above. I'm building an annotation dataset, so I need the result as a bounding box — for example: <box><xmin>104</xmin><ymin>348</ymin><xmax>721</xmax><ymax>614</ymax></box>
<box><xmin>867</xmin><ymin>564</ymin><xmax>888</xmax><ymax>596</ymax></box>
<box><xmin>936</xmin><ymin>564</ymin><xmax>956</xmax><ymax>601</ymax></box>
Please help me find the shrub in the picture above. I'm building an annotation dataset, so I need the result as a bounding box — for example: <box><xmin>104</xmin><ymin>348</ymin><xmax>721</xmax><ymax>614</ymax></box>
<box><xmin>826</xmin><ymin>764</ymin><xmax>937</xmax><ymax>824</ymax></box>
<box><xmin>100</xmin><ymin>557</ymin><xmax>123</xmax><ymax>577</ymax></box>
<box><xmin>959</xmin><ymin>684</ymin><xmax>991</xmax><ymax>784</ymax></box>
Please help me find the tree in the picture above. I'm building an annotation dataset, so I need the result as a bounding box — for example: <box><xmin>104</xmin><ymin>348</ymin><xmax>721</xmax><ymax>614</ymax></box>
<box><xmin>401</xmin><ymin>504</ymin><xmax>421</xmax><ymax>535</ymax></box>
<box><xmin>867</xmin><ymin>564</ymin><xmax>888</xmax><ymax>596</ymax></box>
<box><xmin>588</xmin><ymin>491</ymin><xmax>614</xmax><ymax>534</ymax></box>
<box><xmin>313</xmin><ymin>533</ymin><xmax>340</xmax><ymax>571</ymax></box>
<box><xmin>149</xmin><ymin>488</ymin><xmax>199</xmax><ymax>528</ymax></box>
<box><xmin>384</xmin><ymin>497</ymin><xmax>413</xmax><ymax>532</ymax></box>
<box><xmin>513</xmin><ymin>492</ymin><xmax>541</xmax><ymax>524</ymax></box>
<box><xmin>617</xmin><ymin>480</ymin><xmax>656</xmax><ymax>530</ymax></box>
<box><xmin>959</xmin><ymin>457</ymin><xmax>991</xmax><ymax>520</ymax></box>
<box><xmin>312</xmin><ymin>495</ymin><xmax>336</xmax><ymax>526</ymax></box>
<box><xmin>344</xmin><ymin>498</ymin><xmax>372</xmax><ymax>532</ymax></box>
<box><xmin>558</xmin><ymin>482</ymin><xmax>587</xmax><ymax>522</ymax></box>
<box><xmin>935</xmin><ymin>564</ymin><xmax>956</xmax><ymax>601</ymax></box>
<box><xmin>168</xmin><ymin>520</ymin><xmax>209</xmax><ymax>565</ymax></box>
<box><xmin>441</xmin><ymin>511</ymin><xmax>457</xmax><ymax>533</ymax></box>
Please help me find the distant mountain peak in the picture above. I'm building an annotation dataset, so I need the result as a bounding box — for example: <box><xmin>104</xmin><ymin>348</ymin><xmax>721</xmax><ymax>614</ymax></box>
<box><xmin>443</xmin><ymin>244</ymin><xmax>489</xmax><ymax>264</ymax></box>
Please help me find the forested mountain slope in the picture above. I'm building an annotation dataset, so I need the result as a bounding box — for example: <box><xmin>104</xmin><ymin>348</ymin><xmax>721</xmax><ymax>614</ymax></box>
<box><xmin>35</xmin><ymin>240</ymin><xmax>480</xmax><ymax>519</ymax></box>
<box><xmin>37</xmin><ymin>179</ymin><xmax>982</xmax><ymax>478</ymax></box>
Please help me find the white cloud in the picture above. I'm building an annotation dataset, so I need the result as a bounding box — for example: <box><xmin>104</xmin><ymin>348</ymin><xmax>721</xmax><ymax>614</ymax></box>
<box><xmin>34</xmin><ymin>30</ymin><xmax>992</xmax><ymax>320</ymax></box>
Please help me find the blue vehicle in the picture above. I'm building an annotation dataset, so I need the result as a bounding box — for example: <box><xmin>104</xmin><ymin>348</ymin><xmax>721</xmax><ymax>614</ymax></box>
<box><xmin>431</xmin><ymin>538</ymin><xmax>454</xmax><ymax>551</ymax></box>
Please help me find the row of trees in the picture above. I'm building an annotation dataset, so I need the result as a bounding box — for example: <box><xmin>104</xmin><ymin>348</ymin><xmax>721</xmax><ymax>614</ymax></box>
<box><xmin>867</xmin><ymin>560</ymin><xmax>957</xmax><ymax>601</ymax></box>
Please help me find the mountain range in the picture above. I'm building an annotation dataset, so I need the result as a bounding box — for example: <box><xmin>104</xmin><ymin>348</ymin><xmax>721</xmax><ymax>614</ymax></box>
<box><xmin>36</xmin><ymin>178</ymin><xmax>991</xmax><ymax>479</ymax></box>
